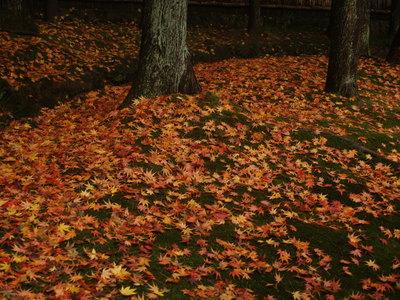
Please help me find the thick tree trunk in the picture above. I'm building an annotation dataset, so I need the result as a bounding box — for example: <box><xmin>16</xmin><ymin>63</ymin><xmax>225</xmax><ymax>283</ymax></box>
<box><xmin>389</xmin><ymin>0</ymin><xmax>400</xmax><ymax>38</ymax></box>
<box><xmin>45</xmin><ymin>0</ymin><xmax>59</xmax><ymax>22</ymax></box>
<box><xmin>248</xmin><ymin>0</ymin><xmax>262</xmax><ymax>34</ymax></box>
<box><xmin>359</xmin><ymin>0</ymin><xmax>371</xmax><ymax>57</ymax></box>
<box><xmin>325</xmin><ymin>0</ymin><xmax>361</xmax><ymax>97</ymax></box>
<box><xmin>0</xmin><ymin>0</ymin><xmax>38</xmax><ymax>35</ymax></box>
<box><xmin>387</xmin><ymin>26</ymin><xmax>400</xmax><ymax>64</ymax></box>
<box><xmin>120</xmin><ymin>0</ymin><xmax>201</xmax><ymax>108</ymax></box>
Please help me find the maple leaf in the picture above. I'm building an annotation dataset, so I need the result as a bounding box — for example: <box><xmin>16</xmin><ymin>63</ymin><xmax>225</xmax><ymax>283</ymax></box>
<box><xmin>57</xmin><ymin>223</ymin><xmax>71</xmax><ymax>234</ymax></box>
<box><xmin>347</xmin><ymin>233</ymin><xmax>361</xmax><ymax>247</ymax></box>
<box><xmin>277</xmin><ymin>249</ymin><xmax>291</xmax><ymax>263</ymax></box>
<box><xmin>110</xmin><ymin>264</ymin><xmax>130</xmax><ymax>279</ymax></box>
<box><xmin>230</xmin><ymin>268</ymin><xmax>251</xmax><ymax>280</ymax></box>
<box><xmin>12</xmin><ymin>255</ymin><xmax>28</xmax><ymax>263</ymax></box>
<box><xmin>292</xmin><ymin>291</ymin><xmax>309</xmax><ymax>300</ymax></box>
<box><xmin>350</xmin><ymin>249</ymin><xmax>362</xmax><ymax>257</ymax></box>
<box><xmin>138</xmin><ymin>257</ymin><xmax>150</xmax><ymax>267</ymax></box>
<box><xmin>53</xmin><ymin>283</ymin><xmax>68</xmax><ymax>297</ymax></box>
<box><xmin>274</xmin><ymin>272</ymin><xmax>283</xmax><ymax>287</ymax></box>
<box><xmin>120</xmin><ymin>286</ymin><xmax>137</xmax><ymax>296</ymax></box>
<box><xmin>0</xmin><ymin>263</ymin><xmax>11</xmax><ymax>272</ymax></box>
<box><xmin>70</xmin><ymin>274</ymin><xmax>83</xmax><ymax>282</ymax></box>
<box><xmin>16</xmin><ymin>290</ymin><xmax>41</xmax><ymax>298</ymax></box>
<box><xmin>365</xmin><ymin>259</ymin><xmax>380</xmax><ymax>271</ymax></box>
<box><xmin>342</xmin><ymin>266</ymin><xmax>352</xmax><ymax>276</ymax></box>
<box><xmin>392</xmin><ymin>257</ymin><xmax>400</xmax><ymax>269</ymax></box>
<box><xmin>324</xmin><ymin>279</ymin><xmax>341</xmax><ymax>292</ymax></box>
<box><xmin>101</xmin><ymin>268</ymin><xmax>113</xmax><ymax>282</ymax></box>
<box><xmin>158</xmin><ymin>254</ymin><xmax>172</xmax><ymax>265</ymax></box>
<box><xmin>147</xmin><ymin>283</ymin><xmax>169</xmax><ymax>297</ymax></box>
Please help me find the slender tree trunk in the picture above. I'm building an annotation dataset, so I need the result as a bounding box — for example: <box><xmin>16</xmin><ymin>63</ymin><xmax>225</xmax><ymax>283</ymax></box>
<box><xmin>389</xmin><ymin>0</ymin><xmax>400</xmax><ymax>38</ymax></box>
<box><xmin>325</xmin><ymin>0</ymin><xmax>362</xmax><ymax>97</ymax></box>
<box><xmin>120</xmin><ymin>0</ymin><xmax>201</xmax><ymax>108</ymax></box>
<box><xmin>387</xmin><ymin>26</ymin><xmax>400</xmax><ymax>64</ymax></box>
<box><xmin>359</xmin><ymin>0</ymin><xmax>371</xmax><ymax>57</ymax></box>
<box><xmin>0</xmin><ymin>0</ymin><xmax>38</xmax><ymax>34</ymax></box>
<box><xmin>248</xmin><ymin>0</ymin><xmax>262</xmax><ymax>34</ymax></box>
<box><xmin>45</xmin><ymin>0</ymin><xmax>59</xmax><ymax>22</ymax></box>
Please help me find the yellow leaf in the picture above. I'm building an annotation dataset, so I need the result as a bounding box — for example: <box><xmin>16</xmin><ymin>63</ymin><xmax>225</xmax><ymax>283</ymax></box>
<box><xmin>67</xmin><ymin>283</ymin><xmax>80</xmax><ymax>293</ymax></box>
<box><xmin>365</xmin><ymin>259</ymin><xmax>380</xmax><ymax>271</ymax></box>
<box><xmin>3</xmin><ymin>157</ymin><xmax>16</xmax><ymax>162</ymax></box>
<box><xmin>13</xmin><ymin>255</ymin><xmax>28</xmax><ymax>263</ymax></box>
<box><xmin>57</xmin><ymin>223</ymin><xmax>71</xmax><ymax>234</ymax></box>
<box><xmin>0</xmin><ymin>263</ymin><xmax>11</xmax><ymax>272</ymax></box>
<box><xmin>292</xmin><ymin>291</ymin><xmax>303</xmax><ymax>300</ymax></box>
<box><xmin>88</xmin><ymin>248</ymin><xmax>97</xmax><ymax>260</ymax></box>
<box><xmin>138</xmin><ymin>257</ymin><xmax>150</xmax><ymax>267</ymax></box>
<box><xmin>111</xmin><ymin>264</ymin><xmax>130</xmax><ymax>279</ymax></box>
<box><xmin>154</xmin><ymin>290</ymin><xmax>165</xmax><ymax>296</ymax></box>
<box><xmin>222</xmin><ymin>197</ymin><xmax>233</xmax><ymax>202</ymax></box>
<box><xmin>120</xmin><ymin>286</ymin><xmax>137</xmax><ymax>296</ymax></box>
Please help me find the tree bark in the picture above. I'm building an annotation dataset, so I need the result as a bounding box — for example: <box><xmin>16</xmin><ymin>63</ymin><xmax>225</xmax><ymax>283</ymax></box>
<box><xmin>359</xmin><ymin>0</ymin><xmax>371</xmax><ymax>57</ymax></box>
<box><xmin>248</xmin><ymin>0</ymin><xmax>262</xmax><ymax>34</ymax></box>
<box><xmin>45</xmin><ymin>0</ymin><xmax>59</xmax><ymax>22</ymax></box>
<box><xmin>119</xmin><ymin>0</ymin><xmax>201</xmax><ymax>108</ymax></box>
<box><xmin>389</xmin><ymin>0</ymin><xmax>400</xmax><ymax>38</ymax></box>
<box><xmin>0</xmin><ymin>0</ymin><xmax>38</xmax><ymax>35</ymax></box>
<box><xmin>325</xmin><ymin>0</ymin><xmax>361</xmax><ymax>97</ymax></box>
<box><xmin>387</xmin><ymin>26</ymin><xmax>400</xmax><ymax>64</ymax></box>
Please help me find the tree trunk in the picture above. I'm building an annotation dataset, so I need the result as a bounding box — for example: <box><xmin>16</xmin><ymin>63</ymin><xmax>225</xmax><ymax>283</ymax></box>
<box><xmin>389</xmin><ymin>0</ymin><xmax>400</xmax><ymax>38</ymax></box>
<box><xmin>248</xmin><ymin>0</ymin><xmax>262</xmax><ymax>34</ymax></box>
<box><xmin>387</xmin><ymin>26</ymin><xmax>400</xmax><ymax>64</ymax></box>
<box><xmin>45</xmin><ymin>0</ymin><xmax>59</xmax><ymax>22</ymax></box>
<box><xmin>326</xmin><ymin>1</ymin><xmax>333</xmax><ymax>37</ymax></box>
<box><xmin>0</xmin><ymin>0</ymin><xmax>38</xmax><ymax>35</ymax></box>
<box><xmin>359</xmin><ymin>0</ymin><xmax>370</xmax><ymax>57</ymax></box>
<box><xmin>325</xmin><ymin>0</ymin><xmax>361</xmax><ymax>97</ymax></box>
<box><xmin>119</xmin><ymin>0</ymin><xmax>201</xmax><ymax>108</ymax></box>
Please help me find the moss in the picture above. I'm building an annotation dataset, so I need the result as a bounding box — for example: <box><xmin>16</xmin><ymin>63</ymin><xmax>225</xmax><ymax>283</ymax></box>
<box><xmin>102</xmin><ymin>192</ymin><xmax>137</xmax><ymax>212</ymax></box>
<box><xmin>85</xmin><ymin>207</ymin><xmax>112</xmax><ymax>220</ymax></box>
<box><xmin>203</xmin><ymin>154</ymin><xmax>231</xmax><ymax>174</ymax></box>
<box><xmin>288</xmin><ymin>220</ymin><xmax>348</xmax><ymax>255</ymax></box>
<box><xmin>198</xmin><ymin>192</ymin><xmax>217</xmax><ymax>206</ymax></box>
<box><xmin>197</xmin><ymin>92</ymin><xmax>221</xmax><ymax>108</ymax></box>
<box><xmin>208</xmin><ymin>221</ymin><xmax>237</xmax><ymax>245</ymax></box>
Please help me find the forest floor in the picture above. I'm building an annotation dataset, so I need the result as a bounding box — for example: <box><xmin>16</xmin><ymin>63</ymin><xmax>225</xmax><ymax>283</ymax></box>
<box><xmin>1</xmin><ymin>14</ymin><xmax>334</xmax><ymax>123</ymax></box>
<box><xmin>0</xmin><ymin>15</ymin><xmax>331</xmax><ymax>89</ymax></box>
<box><xmin>0</xmin><ymin>15</ymin><xmax>400</xmax><ymax>299</ymax></box>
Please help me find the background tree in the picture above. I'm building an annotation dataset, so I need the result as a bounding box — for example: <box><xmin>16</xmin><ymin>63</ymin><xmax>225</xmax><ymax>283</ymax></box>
<box><xmin>387</xmin><ymin>26</ymin><xmax>400</xmax><ymax>64</ymax></box>
<box><xmin>325</xmin><ymin>0</ymin><xmax>365</xmax><ymax>97</ymax></box>
<box><xmin>0</xmin><ymin>0</ymin><xmax>38</xmax><ymax>34</ymax></box>
<box><xmin>119</xmin><ymin>0</ymin><xmax>201</xmax><ymax>108</ymax></box>
<box><xmin>389</xmin><ymin>0</ymin><xmax>400</xmax><ymax>38</ymax></box>
<box><xmin>248</xmin><ymin>0</ymin><xmax>262</xmax><ymax>34</ymax></box>
<box><xmin>45</xmin><ymin>0</ymin><xmax>59</xmax><ymax>22</ymax></box>
<box><xmin>359</xmin><ymin>0</ymin><xmax>371</xmax><ymax>56</ymax></box>
<box><xmin>326</xmin><ymin>1</ymin><xmax>334</xmax><ymax>38</ymax></box>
